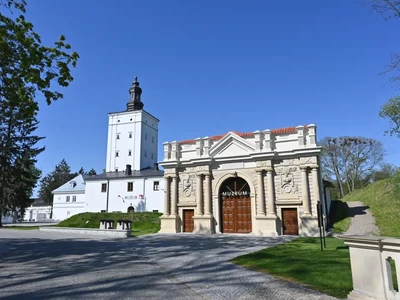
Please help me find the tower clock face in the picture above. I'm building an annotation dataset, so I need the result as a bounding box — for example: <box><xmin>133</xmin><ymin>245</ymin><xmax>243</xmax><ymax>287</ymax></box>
<box><xmin>220</xmin><ymin>177</ymin><xmax>250</xmax><ymax>197</ymax></box>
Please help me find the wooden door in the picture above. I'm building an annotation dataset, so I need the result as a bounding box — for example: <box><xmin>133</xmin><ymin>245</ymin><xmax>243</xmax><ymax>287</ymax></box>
<box><xmin>282</xmin><ymin>208</ymin><xmax>299</xmax><ymax>235</ymax></box>
<box><xmin>222</xmin><ymin>196</ymin><xmax>252</xmax><ymax>233</ymax></box>
<box><xmin>183</xmin><ymin>209</ymin><xmax>194</xmax><ymax>233</ymax></box>
<box><xmin>222</xmin><ymin>197</ymin><xmax>236</xmax><ymax>233</ymax></box>
<box><xmin>236</xmin><ymin>197</ymin><xmax>252</xmax><ymax>233</ymax></box>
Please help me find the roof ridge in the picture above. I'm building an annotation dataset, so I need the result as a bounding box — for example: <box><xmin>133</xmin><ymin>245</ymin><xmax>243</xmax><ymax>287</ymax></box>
<box><xmin>178</xmin><ymin>125</ymin><xmax>308</xmax><ymax>145</ymax></box>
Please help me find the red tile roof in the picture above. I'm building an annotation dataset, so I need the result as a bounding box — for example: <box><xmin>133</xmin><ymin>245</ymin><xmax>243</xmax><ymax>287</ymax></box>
<box><xmin>178</xmin><ymin>126</ymin><xmax>305</xmax><ymax>145</ymax></box>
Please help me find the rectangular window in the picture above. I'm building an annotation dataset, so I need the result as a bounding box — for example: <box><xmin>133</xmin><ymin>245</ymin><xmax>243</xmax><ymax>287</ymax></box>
<box><xmin>116</xmin><ymin>151</ymin><xmax>119</xmax><ymax>157</ymax></box>
<box><xmin>127</xmin><ymin>182</ymin><xmax>133</xmax><ymax>192</ymax></box>
<box><xmin>151</xmin><ymin>153</ymin><xmax>154</xmax><ymax>159</ymax></box>
<box><xmin>72</xmin><ymin>196</ymin><xmax>76</xmax><ymax>202</ymax></box>
<box><xmin>145</xmin><ymin>151</ymin><xmax>147</xmax><ymax>157</ymax></box>
<box><xmin>128</xmin><ymin>150</ymin><xmax>132</xmax><ymax>156</ymax></box>
<box><xmin>129</xmin><ymin>132</ymin><xmax>132</xmax><ymax>138</ymax></box>
<box><xmin>115</xmin><ymin>168</ymin><xmax>118</xmax><ymax>172</ymax></box>
<box><xmin>101</xmin><ymin>183</ymin><xmax>107</xmax><ymax>193</ymax></box>
<box><xmin>153</xmin><ymin>181</ymin><xmax>159</xmax><ymax>191</ymax></box>
<box><xmin>145</xmin><ymin>133</ymin><xmax>148</xmax><ymax>140</ymax></box>
<box><xmin>152</xmin><ymin>136</ymin><xmax>154</xmax><ymax>143</ymax></box>
<box><xmin>66</xmin><ymin>196</ymin><xmax>70</xmax><ymax>202</ymax></box>
<box><xmin>116</xmin><ymin>133</ymin><xmax>120</xmax><ymax>140</ymax></box>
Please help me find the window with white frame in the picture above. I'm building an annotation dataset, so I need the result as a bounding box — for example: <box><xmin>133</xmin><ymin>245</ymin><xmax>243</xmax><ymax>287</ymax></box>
<box><xmin>116</xmin><ymin>133</ymin><xmax>120</xmax><ymax>140</ymax></box>
<box><xmin>128</xmin><ymin>150</ymin><xmax>132</xmax><ymax>156</ymax></box>
<box><xmin>66</xmin><ymin>196</ymin><xmax>70</xmax><ymax>202</ymax></box>
<box><xmin>129</xmin><ymin>132</ymin><xmax>132</xmax><ymax>138</ymax></box>
<box><xmin>153</xmin><ymin>181</ymin><xmax>159</xmax><ymax>191</ymax></box>
<box><xmin>127</xmin><ymin>182</ymin><xmax>133</xmax><ymax>192</ymax></box>
<box><xmin>101</xmin><ymin>183</ymin><xmax>107</xmax><ymax>193</ymax></box>
<box><xmin>72</xmin><ymin>196</ymin><xmax>76</xmax><ymax>202</ymax></box>
<box><xmin>116</xmin><ymin>151</ymin><xmax>119</xmax><ymax>157</ymax></box>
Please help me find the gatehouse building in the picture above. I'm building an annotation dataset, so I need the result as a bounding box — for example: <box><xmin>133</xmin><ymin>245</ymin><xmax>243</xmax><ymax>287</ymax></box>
<box><xmin>159</xmin><ymin>126</ymin><xmax>331</xmax><ymax>236</ymax></box>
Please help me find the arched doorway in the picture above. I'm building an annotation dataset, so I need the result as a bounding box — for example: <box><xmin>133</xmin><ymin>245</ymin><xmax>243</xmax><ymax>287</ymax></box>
<box><xmin>219</xmin><ymin>176</ymin><xmax>252</xmax><ymax>233</ymax></box>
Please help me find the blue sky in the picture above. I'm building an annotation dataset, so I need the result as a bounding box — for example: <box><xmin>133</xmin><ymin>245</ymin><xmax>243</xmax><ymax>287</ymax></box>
<box><xmin>24</xmin><ymin>0</ymin><xmax>400</xmax><ymax>182</ymax></box>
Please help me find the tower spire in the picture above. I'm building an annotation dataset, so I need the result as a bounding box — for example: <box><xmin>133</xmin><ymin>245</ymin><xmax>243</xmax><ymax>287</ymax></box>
<box><xmin>127</xmin><ymin>76</ymin><xmax>144</xmax><ymax>111</ymax></box>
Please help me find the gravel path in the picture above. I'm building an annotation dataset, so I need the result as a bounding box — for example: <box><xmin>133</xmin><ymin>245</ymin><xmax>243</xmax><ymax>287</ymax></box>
<box><xmin>343</xmin><ymin>201</ymin><xmax>379</xmax><ymax>236</ymax></box>
<box><xmin>0</xmin><ymin>230</ymin><xmax>337</xmax><ymax>300</ymax></box>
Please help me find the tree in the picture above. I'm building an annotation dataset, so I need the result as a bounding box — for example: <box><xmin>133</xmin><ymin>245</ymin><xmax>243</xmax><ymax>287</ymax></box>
<box><xmin>87</xmin><ymin>168</ymin><xmax>97</xmax><ymax>176</ymax></box>
<box><xmin>0</xmin><ymin>1</ymin><xmax>78</xmax><ymax>225</ymax></box>
<box><xmin>368</xmin><ymin>163</ymin><xmax>399</xmax><ymax>182</ymax></box>
<box><xmin>0</xmin><ymin>0</ymin><xmax>79</xmax><ymax>105</ymax></box>
<box><xmin>38</xmin><ymin>159</ymin><xmax>76</xmax><ymax>218</ymax></box>
<box><xmin>363</xmin><ymin>1</ymin><xmax>400</xmax><ymax>135</ymax></box>
<box><xmin>379</xmin><ymin>95</ymin><xmax>400</xmax><ymax>137</ymax></box>
<box><xmin>0</xmin><ymin>95</ymin><xmax>44</xmax><ymax>226</ymax></box>
<box><xmin>77</xmin><ymin>167</ymin><xmax>97</xmax><ymax>176</ymax></box>
<box><xmin>320</xmin><ymin>136</ymin><xmax>385</xmax><ymax>198</ymax></box>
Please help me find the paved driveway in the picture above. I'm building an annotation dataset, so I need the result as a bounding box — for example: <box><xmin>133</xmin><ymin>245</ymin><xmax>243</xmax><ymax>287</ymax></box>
<box><xmin>0</xmin><ymin>230</ymin><xmax>337</xmax><ymax>300</ymax></box>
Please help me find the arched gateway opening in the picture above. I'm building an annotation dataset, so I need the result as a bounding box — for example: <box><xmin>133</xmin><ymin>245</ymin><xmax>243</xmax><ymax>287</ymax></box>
<box><xmin>219</xmin><ymin>176</ymin><xmax>252</xmax><ymax>234</ymax></box>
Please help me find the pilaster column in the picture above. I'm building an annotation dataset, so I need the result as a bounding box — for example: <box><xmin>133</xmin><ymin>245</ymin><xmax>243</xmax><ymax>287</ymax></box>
<box><xmin>312</xmin><ymin>166</ymin><xmax>320</xmax><ymax>212</ymax></box>
<box><xmin>266</xmin><ymin>169</ymin><xmax>276</xmax><ymax>215</ymax></box>
<box><xmin>204</xmin><ymin>174</ymin><xmax>212</xmax><ymax>215</ymax></box>
<box><xmin>301</xmin><ymin>166</ymin><xmax>311</xmax><ymax>216</ymax></box>
<box><xmin>171</xmin><ymin>175</ymin><xmax>178</xmax><ymax>216</ymax></box>
<box><xmin>196</xmin><ymin>174</ymin><xmax>204</xmax><ymax>216</ymax></box>
<box><xmin>256</xmin><ymin>170</ymin><xmax>265</xmax><ymax>215</ymax></box>
<box><xmin>163</xmin><ymin>176</ymin><xmax>171</xmax><ymax>216</ymax></box>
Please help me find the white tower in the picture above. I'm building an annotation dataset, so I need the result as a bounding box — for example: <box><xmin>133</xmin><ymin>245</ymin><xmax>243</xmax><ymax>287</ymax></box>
<box><xmin>105</xmin><ymin>77</ymin><xmax>159</xmax><ymax>172</ymax></box>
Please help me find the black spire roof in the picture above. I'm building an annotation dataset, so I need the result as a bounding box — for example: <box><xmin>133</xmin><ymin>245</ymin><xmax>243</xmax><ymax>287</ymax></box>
<box><xmin>127</xmin><ymin>76</ymin><xmax>144</xmax><ymax>111</ymax></box>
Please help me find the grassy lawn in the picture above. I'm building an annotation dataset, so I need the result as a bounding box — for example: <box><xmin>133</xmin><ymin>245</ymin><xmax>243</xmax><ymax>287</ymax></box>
<box><xmin>57</xmin><ymin>212</ymin><xmax>162</xmax><ymax>236</ymax></box>
<box><xmin>232</xmin><ymin>237</ymin><xmax>353</xmax><ymax>299</ymax></box>
<box><xmin>1</xmin><ymin>226</ymin><xmax>40</xmax><ymax>230</ymax></box>
<box><xmin>331</xmin><ymin>200</ymin><xmax>352</xmax><ymax>234</ymax></box>
<box><xmin>341</xmin><ymin>174</ymin><xmax>400</xmax><ymax>237</ymax></box>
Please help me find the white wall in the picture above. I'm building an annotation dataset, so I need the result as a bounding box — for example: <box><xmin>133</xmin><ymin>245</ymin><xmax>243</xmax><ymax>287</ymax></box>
<box><xmin>85</xmin><ymin>177</ymin><xmax>164</xmax><ymax>213</ymax></box>
<box><xmin>139</xmin><ymin>112</ymin><xmax>159</xmax><ymax>170</ymax></box>
<box><xmin>24</xmin><ymin>206</ymin><xmax>52</xmax><ymax>221</ymax></box>
<box><xmin>52</xmin><ymin>192</ymin><xmax>86</xmax><ymax>221</ymax></box>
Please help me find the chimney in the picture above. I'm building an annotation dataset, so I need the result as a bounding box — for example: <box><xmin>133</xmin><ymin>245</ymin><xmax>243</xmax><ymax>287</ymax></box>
<box><xmin>125</xmin><ymin>164</ymin><xmax>132</xmax><ymax>176</ymax></box>
<box><xmin>153</xmin><ymin>163</ymin><xmax>159</xmax><ymax>171</ymax></box>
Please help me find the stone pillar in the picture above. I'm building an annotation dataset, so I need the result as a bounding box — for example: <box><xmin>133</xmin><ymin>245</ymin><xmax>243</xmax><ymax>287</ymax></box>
<box><xmin>301</xmin><ymin>166</ymin><xmax>311</xmax><ymax>215</ymax></box>
<box><xmin>312</xmin><ymin>166</ymin><xmax>320</xmax><ymax>206</ymax></box>
<box><xmin>256</xmin><ymin>170</ymin><xmax>265</xmax><ymax>216</ymax></box>
<box><xmin>171</xmin><ymin>176</ymin><xmax>178</xmax><ymax>216</ymax></box>
<box><xmin>196</xmin><ymin>174</ymin><xmax>203</xmax><ymax>216</ymax></box>
<box><xmin>163</xmin><ymin>177</ymin><xmax>171</xmax><ymax>216</ymax></box>
<box><xmin>204</xmin><ymin>174</ymin><xmax>212</xmax><ymax>215</ymax></box>
<box><xmin>266</xmin><ymin>169</ymin><xmax>276</xmax><ymax>215</ymax></box>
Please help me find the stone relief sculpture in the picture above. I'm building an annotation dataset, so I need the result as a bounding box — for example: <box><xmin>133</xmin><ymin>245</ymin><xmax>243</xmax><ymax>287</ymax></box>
<box><xmin>276</xmin><ymin>167</ymin><xmax>298</xmax><ymax>195</ymax></box>
<box><xmin>182</xmin><ymin>174</ymin><xmax>195</xmax><ymax>197</ymax></box>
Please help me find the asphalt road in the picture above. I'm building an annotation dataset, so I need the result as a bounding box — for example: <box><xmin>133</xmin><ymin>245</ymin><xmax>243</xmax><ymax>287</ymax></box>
<box><xmin>0</xmin><ymin>230</ymin><xmax>337</xmax><ymax>300</ymax></box>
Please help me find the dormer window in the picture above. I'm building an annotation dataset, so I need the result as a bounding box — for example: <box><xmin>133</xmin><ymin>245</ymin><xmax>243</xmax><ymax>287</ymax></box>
<box><xmin>69</xmin><ymin>181</ymin><xmax>76</xmax><ymax>189</ymax></box>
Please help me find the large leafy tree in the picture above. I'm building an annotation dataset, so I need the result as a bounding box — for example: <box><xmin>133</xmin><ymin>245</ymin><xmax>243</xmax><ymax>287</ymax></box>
<box><xmin>0</xmin><ymin>0</ymin><xmax>79</xmax><ymax>225</ymax></box>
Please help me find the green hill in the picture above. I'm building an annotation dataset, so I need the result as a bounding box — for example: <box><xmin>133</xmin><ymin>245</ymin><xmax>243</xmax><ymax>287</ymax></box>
<box><xmin>339</xmin><ymin>174</ymin><xmax>400</xmax><ymax>237</ymax></box>
<box><xmin>57</xmin><ymin>212</ymin><xmax>162</xmax><ymax>236</ymax></box>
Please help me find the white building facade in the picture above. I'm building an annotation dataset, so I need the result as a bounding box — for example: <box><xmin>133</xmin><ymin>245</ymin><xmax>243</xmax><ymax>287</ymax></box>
<box><xmin>159</xmin><ymin>125</ymin><xmax>329</xmax><ymax>236</ymax></box>
<box><xmin>52</xmin><ymin>174</ymin><xmax>86</xmax><ymax>221</ymax></box>
<box><xmin>51</xmin><ymin>78</ymin><xmax>164</xmax><ymax>221</ymax></box>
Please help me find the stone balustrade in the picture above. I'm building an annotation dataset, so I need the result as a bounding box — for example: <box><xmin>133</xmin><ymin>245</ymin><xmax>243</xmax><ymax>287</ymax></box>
<box><xmin>341</xmin><ymin>235</ymin><xmax>400</xmax><ymax>300</ymax></box>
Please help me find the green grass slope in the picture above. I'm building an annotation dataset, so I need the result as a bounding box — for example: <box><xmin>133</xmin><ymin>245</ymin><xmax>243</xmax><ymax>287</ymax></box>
<box><xmin>57</xmin><ymin>212</ymin><xmax>162</xmax><ymax>236</ymax></box>
<box><xmin>341</xmin><ymin>174</ymin><xmax>400</xmax><ymax>237</ymax></box>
